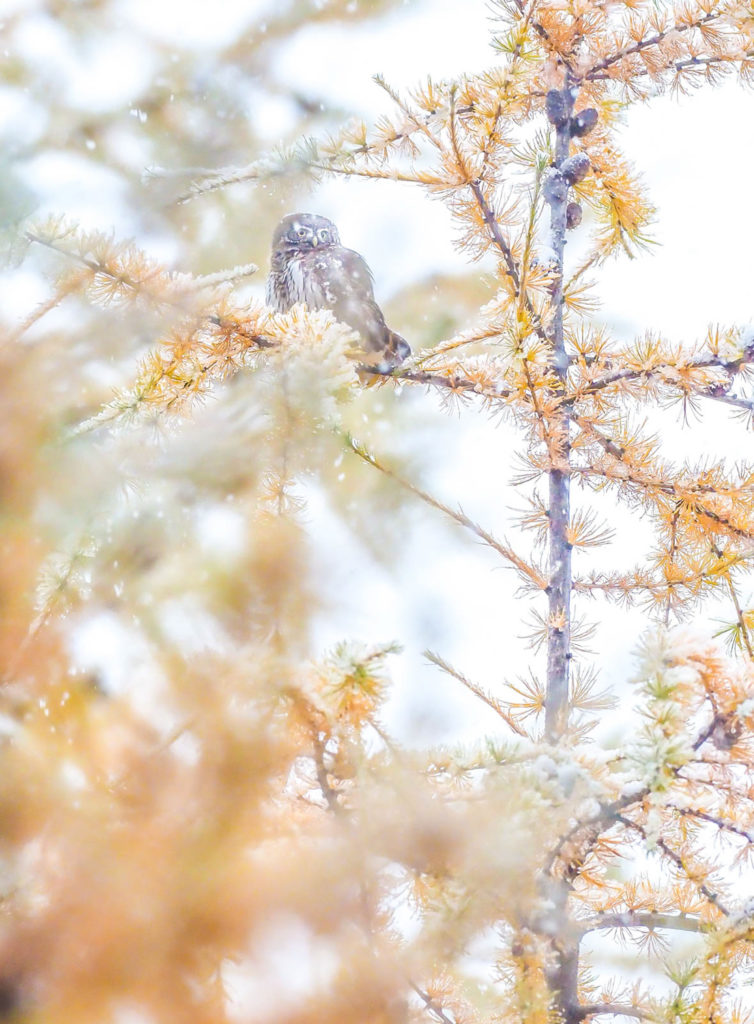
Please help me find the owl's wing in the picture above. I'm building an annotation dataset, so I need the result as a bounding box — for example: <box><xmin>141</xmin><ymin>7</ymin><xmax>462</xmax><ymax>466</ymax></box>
<box><xmin>304</xmin><ymin>247</ymin><xmax>392</xmax><ymax>354</ymax></box>
<box><xmin>301</xmin><ymin>247</ymin><xmax>374</xmax><ymax>305</ymax></box>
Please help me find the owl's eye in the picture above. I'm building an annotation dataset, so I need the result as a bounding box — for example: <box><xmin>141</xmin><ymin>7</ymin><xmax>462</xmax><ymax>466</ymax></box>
<box><xmin>318</xmin><ymin>229</ymin><xmax>330</xmax><ymax>243</ymax></box>
<box><xmin>297</xmin><ymin>228</ymin><xmax>308</xmax><ymax>238</ymax></box>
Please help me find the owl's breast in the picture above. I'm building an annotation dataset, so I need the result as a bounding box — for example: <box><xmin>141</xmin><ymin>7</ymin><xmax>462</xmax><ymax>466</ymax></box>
<box><xmin>267</xmin><ymin>246</ymin><xmax>378</xmax><ymax>332</ymax></box>
<box><xmin>267</xmin><ymin>253</ymin><xmax>334</xmax><ymax>312</ymax></box>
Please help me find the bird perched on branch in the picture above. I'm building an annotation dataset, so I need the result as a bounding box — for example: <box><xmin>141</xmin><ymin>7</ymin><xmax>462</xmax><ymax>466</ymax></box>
<box><xmin>266</xmin><ymin>213</ymin><xmax>411</xmax><ymax>370</ymax></box>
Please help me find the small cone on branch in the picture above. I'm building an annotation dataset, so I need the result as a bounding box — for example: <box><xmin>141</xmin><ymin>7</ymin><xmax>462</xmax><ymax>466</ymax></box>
<box><xmin>570</xmin><ymin>108</ymin><xmax>598</xmax><ymax>137</ymax></box>
<box><xmin>545</xmin><ymin>89</ymin><xmax>570</xmax><ymax>127</ymax></box>
<box><xmin>561</xmin><ymin>152</ymin><xmax>590</xmax><ymax>186</ymax></box>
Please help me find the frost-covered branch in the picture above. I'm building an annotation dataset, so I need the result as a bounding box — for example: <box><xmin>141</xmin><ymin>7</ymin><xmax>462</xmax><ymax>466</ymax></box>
<box><xmin>581</xmin><ymin>910</ymin><xmax>712</xmax><ymax>936</ymax></box>
<box><xmin>571</xmin><ymin>1002</ymin><xmax>655</xmax><ymax>1021</ymax></box>
<box><xmin>617</xmin><ymin>815</ymin><xmax>732</xmax><ymax>917</ymax></box>
<box><xmin>582</xmin><ymin>6</ymin><xmax>728</xmax><ymax>80</ymax></box>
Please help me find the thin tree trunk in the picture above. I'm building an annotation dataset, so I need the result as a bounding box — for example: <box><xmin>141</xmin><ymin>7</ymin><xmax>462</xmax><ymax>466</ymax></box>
<box><xmin>540</xmin><ymin>81</ymin><xmax>581</xmax><ymax>1023</ymax></box>
<box><xmin>544</xmin><ymin>85</ymin><xmax>575</xmax><ymax>744</ymax></box>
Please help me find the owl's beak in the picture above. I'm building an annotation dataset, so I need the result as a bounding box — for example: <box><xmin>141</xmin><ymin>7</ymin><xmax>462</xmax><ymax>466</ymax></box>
<box><xmin>311</xmin><ymin>236</ymin><xmax>319</xmax><ymax>247</ymax></box>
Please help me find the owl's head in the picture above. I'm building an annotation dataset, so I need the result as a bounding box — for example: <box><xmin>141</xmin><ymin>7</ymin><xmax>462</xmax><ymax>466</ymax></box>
<box><xmin>272</xmin><ymin>213</ymin><xmax>341</xmax><ymax>252</ymax></box>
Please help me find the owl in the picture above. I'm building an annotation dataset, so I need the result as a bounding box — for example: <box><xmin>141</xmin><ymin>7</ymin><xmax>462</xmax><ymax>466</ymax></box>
<box><xmin>266</xmin><ymin>213</ymin><xmax>411</xmax><ymax>369</ymax></box>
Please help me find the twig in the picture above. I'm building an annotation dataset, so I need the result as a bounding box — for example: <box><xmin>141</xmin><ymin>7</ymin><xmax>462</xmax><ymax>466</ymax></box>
<box><xmin>712</xmin><ymin>541</ymin><xmax>754</xmax><ymax>659</ymax></box>
<box><xmin>672</xmin><ymin>804</ymin><xmax>754</xmax><ymax>846</ymax></box>
<box><xmin>664</xmin><ymin>506</ymin><xmax>681</xmax><ymax>626</ymax></box>
<box><xmin>511</xmin><ymin>0</ymin><xmax>577</xmax><ymax>76</ymax></box>
<box><xmin>469</xmin><ymin>179</ymin><xmax>521</xmax><ymax>289</ymax></box>
<box><xmin>425</xmin><ymin>650</ymin><xmax>527</xmax><ymax>735</ymax></box>
<box><xmin>345</xmin><ymin>434</ymin><xmax>545</xmax><ymax>589</ymax></box>
<box><xmin>410</xmin><ymin>983</ymin><xmax>456</xmax><ymax>1024</ymax></box>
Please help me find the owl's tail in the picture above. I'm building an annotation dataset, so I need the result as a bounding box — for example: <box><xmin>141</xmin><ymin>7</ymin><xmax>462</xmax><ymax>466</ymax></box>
<box><xmin>359</xmin><ymin>329</ymin><xmax>411</xmax><ymax>373</ymax></box>
<box><xmin>384</xmin><ymin>331</ymin><xmax>411</xmax><ymax>367</ymax></box>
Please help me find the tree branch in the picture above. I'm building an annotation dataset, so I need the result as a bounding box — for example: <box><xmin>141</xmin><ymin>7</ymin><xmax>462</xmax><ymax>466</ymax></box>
<box><xmin>571</xmin><ymin>1002</ymin><xmax>656</xmax><ymax>1021</ymax></box>
<box><xmin>545</xmin><ymin>715</ymin><xmax>724</xmax><ymax>878</ymax></box>
<box><xmin>671</xmin><ymin>803</ymin><xmax>754</xmax><ymax>846</ymax></box>
<box><xmin>569</xmin><ymin>347</ymin><xmax>754</xmax><ymax>404</ymax></box>
<box><xmin>570</xmin><ymin>415</ymin><xmax>754</xmax><ymax>543</ymax></box>
<box><xmin>580</xmin><ymin>910</ymin><xmax>712</xmax><ymax>936</ymax></box>
<box><xmin>617</xmin><ymin>814</ymin><xmax>732</xmax><ymax>917</ymax></box>
<box><xmin>410</xmin><ymin>983</ymin><xmax>457</xmax><ymax>1024</ymax></box>
<box><xmin>586</xmin><ymin>50</ymin><xmax>754</xmax><ymax>82</ymax></box>
<box><xmin>581</xmin><ymin>7</ymin><xmax>726</xmax><ymax>80</ymax></box>
<box><xmin>711</xmin><ymin>541</ymin><xmax>754</xmax><ymax>659</ymax></box>
<box><xmin>469</xmin><ymin>179</ymin><xmax>521</xmax><ymax>289</ymax></box>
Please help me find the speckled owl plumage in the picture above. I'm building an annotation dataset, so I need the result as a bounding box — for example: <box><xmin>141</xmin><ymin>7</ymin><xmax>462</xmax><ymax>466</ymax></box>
<box><xmin>266</xmin><ymin>213</ymin><xmax>411</xmax><ymax>369</ymax></box>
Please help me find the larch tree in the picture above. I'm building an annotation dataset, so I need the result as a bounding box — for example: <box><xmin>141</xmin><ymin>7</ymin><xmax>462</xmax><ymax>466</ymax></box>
<box><xmin>1</xmin><ymin>1</ymin><xmax>754</xmax><ymax>1023</ymax></box>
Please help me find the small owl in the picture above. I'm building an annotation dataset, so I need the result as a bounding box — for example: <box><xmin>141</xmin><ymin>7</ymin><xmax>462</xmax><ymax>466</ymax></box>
<box><xmin>266</xmin><ymin>213</ymin><xmax>411</xmax><ymax>369</ymax></box>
